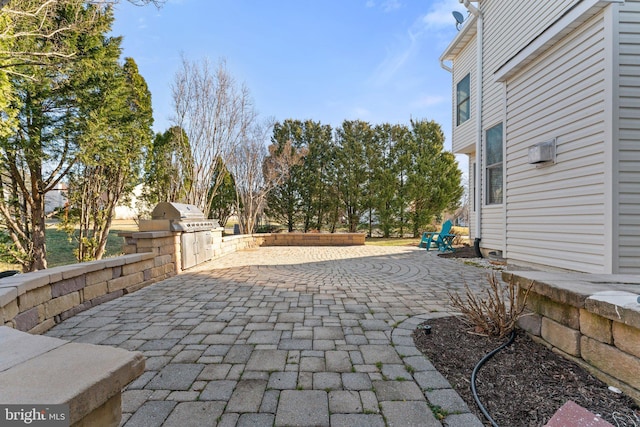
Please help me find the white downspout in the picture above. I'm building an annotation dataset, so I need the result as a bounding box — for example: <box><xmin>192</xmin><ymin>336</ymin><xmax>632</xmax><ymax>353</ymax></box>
<box><xmin>461</xmin><ymin>0</ymin><xmax>483</xmax><ymax>247</ymax></box>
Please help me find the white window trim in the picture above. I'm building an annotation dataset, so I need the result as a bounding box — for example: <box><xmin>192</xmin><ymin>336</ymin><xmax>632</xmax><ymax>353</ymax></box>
<box><xmin>485</xmin><ymin>123</ymin><xmax>504</xmax><ymax>206</ymax></box>
<box><xmin>456</xmin><ymin>73</ymin><xmax>471</xmax><ymax>126</ymax></box>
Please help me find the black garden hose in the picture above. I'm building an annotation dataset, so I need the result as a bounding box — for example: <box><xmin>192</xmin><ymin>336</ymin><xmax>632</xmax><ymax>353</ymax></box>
<box><xmin>470</xmin><ymin>330</ymin><xmax>517</xmax><ymax>427</ymax></box>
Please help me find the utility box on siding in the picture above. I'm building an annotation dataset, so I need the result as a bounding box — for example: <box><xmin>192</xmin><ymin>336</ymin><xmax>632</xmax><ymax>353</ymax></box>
<box><xmin>528</xmin><ymin>139</ymin><xmax>556</xmax><ymax>164</ymax></box>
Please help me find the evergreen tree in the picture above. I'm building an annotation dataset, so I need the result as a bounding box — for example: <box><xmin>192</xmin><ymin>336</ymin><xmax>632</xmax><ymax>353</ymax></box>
<box><xmin>144</xmin><ymin>126</ymin><xmax>192</xmax><ymax>206</ymax></box>
<box><xmin>209</xmin><ymin>157</ymin><xmax>236</xmax><ymax>226</ymax></box>
<box><xmin>371</xmin><ymin>124</ymin><xmax>401</xmax><ymax>237</ymax></box>
<box><xmin>264</xmin><ymin>119</ymin><xmax>306</xmax><ymax>231</ymax></box>
<box><xmin>0</xmin><ymin>2</ymin><xmax>118</xmax><ymax>270</ymax></box>
<box><xmin>406</xmin><ymin>119</ymin><xmax>463</xmax><ymax>237</ymax></box>
<box><xmin>334</xmin><ymin>120</ymin><xmax>372</xmax><ymax>233</ymax></box>
<box><xmin>64</xmin><ymin>56</ymin><xmax>153</xmax><ymax>261</ymax></box>
<box><xmin>390</xmin><ymin>124</ymin><xmax>413</xmax><ymax>236</ymax></box>
<box><xmin>297</xmin><ymin>120</ymin><xmax>333</xmax><ymax>231</ymax></box>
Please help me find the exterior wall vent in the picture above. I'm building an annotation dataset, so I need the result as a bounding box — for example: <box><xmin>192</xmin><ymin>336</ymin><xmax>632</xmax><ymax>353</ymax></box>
<box><xmin>528</xmin><ymin>139</ymin><xmax>556</xmax><ymax>165</ymax></box>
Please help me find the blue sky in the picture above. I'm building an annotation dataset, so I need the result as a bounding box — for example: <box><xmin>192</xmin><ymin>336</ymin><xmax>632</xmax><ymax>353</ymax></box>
<box><xmin>112</xmin><ymin>0</ymin><xmax>468</xmax><ymax>170</ymax></box>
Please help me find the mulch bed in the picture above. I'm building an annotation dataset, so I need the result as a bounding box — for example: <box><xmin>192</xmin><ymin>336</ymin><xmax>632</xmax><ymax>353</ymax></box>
<box><xmin>437</xmin><ymin>245</ymin><xmax>479</xmax><ymax>258</ymax></box>
<box><xmin>413</xmin><ymin>316</ymin><xmax>640</xmax><ymax>427</ymax></box>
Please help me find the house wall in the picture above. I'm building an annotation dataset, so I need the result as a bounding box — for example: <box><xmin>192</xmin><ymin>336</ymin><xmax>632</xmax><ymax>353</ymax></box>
<box><xmin>478</xmin><ymin>0</ymin><xmax>575</xmax><ymax>251</ymax></box>
<box><xmin>504</xmin><ymin>12</ymin><xmax>607</xmax><ymax>272</ymax></box>
<box><xmin>452</xmin><ymin>37</ymin><xmax>477</xmax><ymax>155</ymax></box>
<box><xmin>481</xmin><ymin>1</ymin><xmax>576</xmax><ymax>125</ymax></box>
<box><xmin>617</xmin><ymin>0</ymin><xmax>640</xmax><ymax>274</ymax></box>
<box><xmin>475</xmin><ymin>1</ymin><xmax>578</xmax><ymax>254</ymax></box>
<box><xmin>467</xmin><ymin>0</ymin><xmax>620</xmax><ymax>267</ymax></box>
<box><xmin>446</xmin><ymin>1</ymin><xmax>638</xmax><ymax>267</ymax></box>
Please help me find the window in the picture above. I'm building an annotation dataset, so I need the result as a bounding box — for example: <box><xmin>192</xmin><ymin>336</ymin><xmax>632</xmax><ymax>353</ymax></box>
<box><xmin>472</xmin><ymin>162</ymin><xmax>476</xmax><ymax>212</ymax></box>
<box><xmin>486</xmin><ymin>123</ymin><xmax>503</xmax><ymax>205</ymax></box>
<box><xmin>456</xmin><ymin>74</ymin><xmax>470</xmax><ymax>126</ymax></box>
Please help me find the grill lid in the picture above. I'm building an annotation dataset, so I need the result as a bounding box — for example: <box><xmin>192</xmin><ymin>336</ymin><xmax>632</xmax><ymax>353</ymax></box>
<box><xmin>149</xmin><ymin>202</ymin><xmax>219</xmax><ymax>232</ymax></box>
<box><xmin>152</xmin><ymin>202</ymin><xmax>205</xmax><ymax>221</ymax></box>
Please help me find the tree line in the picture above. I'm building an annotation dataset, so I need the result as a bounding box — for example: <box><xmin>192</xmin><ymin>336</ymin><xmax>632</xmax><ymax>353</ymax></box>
<box><xmin>0</xmin><ymin>1</ymin><xmax>463</xmax><ymax>273</ymax></box>
<box><xmin>263</xmin><ymin>119</ymin><xmax>463</xmax><ymax>238</ymax></box>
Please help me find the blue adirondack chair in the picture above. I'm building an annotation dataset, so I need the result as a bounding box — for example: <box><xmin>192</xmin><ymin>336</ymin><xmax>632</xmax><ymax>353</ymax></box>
<box><xmin>419</xmin><ymin>220</ymin><xmax>456</xmax><ymax>252</ymax></box>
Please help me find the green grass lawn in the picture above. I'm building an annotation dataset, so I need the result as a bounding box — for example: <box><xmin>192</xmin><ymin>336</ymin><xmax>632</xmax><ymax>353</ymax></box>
<box><xmin>365</xmin><ymin>226</ymin><xmax>470</xmax><ymax>248</ymax></box>
<box><xmin>0</xmin><ymin>220</ymin><xmax>138</xmax><ymax>271</ymax></box>
<box><xmin>45</xmin><ymin>228</ymin><xmax>125</xmax><ymax>267</ymax></box>
<box><xmin>365</xmin><ymin>237</ymin><xmax>421</xmax><ymax>247</ymax></box>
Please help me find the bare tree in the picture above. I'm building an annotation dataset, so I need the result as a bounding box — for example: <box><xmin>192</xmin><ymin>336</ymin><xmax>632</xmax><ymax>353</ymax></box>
<box><xmin>171</xmin><ymin>56</ymin><xmax>256</xmax><ymax>217</ymax></box>
<box><xmin>227</xmin><ymin>119</ymin><xmax>274</xmax><ymax>234</ymax></box>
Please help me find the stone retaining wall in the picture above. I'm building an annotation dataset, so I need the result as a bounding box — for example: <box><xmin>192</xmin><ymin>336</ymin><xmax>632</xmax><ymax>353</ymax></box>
<box><xmin>0</xmin><ymin>230</ymin><xmax>262</xmax><ymax>334</ymax></box>
<box><xmin>260</xmin><ymin>232</ymin><xmax>365</xmax><ymax>246</ymax></box>
<box><xmin>0</xmin><ymin>230</ymin><xmax>358</xmax><ymax>334</ymax></box>
<box><xmin>0</xmin><ymin>252</ymin><xmax>175</xmax><ymax>334</ymax></box>
<box><xmin>504</xmin><ymin>271</ymin><xmax>640</xmax><ymax>404</ymax></box>
<box><xmin>218</xmin><ymin>234</ymin><xmax>262</xmax><ymax>257</ymax></box>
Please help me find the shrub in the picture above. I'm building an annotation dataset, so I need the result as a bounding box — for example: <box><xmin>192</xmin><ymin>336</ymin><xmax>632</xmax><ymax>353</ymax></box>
<box><xmin>254</xmin><ymin>224</ymin><xmax>283</xmax><ymax>233</ymax></box>
<box><xmin>447</xmin><ymin>272</ymin><xmax>532</xmax><ymax>339</ymax></box>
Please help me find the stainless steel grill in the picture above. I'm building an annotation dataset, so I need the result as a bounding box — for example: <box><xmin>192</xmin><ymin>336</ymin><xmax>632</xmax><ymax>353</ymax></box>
<box><xmin>149</xmin><ymin>202</ymin><xmax>218</xmax><ymax>270</ymax></box>
<box><xmin>151</xmin><ymin>202</ymin><xmax>219</xmax><ymax>232</ymax></box>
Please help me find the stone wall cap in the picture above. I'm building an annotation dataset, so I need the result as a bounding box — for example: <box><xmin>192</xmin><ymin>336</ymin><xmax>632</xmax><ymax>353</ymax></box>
<box><xmin>0</xmin><ymin>254</ymin><xmax>155</xmax><ymax>297</ymax></box>
<box><xmin>0</xmin><ymin>286</ymin><xmax>17</xmax><ymax>307</ymax></box>
<box><xmin>131</xmin><ymin>230</ymin><xmax>175</xmax><ymax>238</ymax></box>
<box><xmin>585</xmin><ymin>291</ymin><xmax>640</xmax><ymax>328</ymax></box>
<box><xmin>122</xmin><ymin>253</ymin><xmax>155</xmax><ymax>264</ymax></box>
<box><xmin>504</xmin><ymin>271</ymin><xmax>640</xmax><ymax>308</ymax></box>
<box><xmin>0</xmin><ymin>326</ymin><xmax>67</xmax><ymax>372</ymax></box>
<box><xmin>224</xmin><ymin>234</ymin><xmax>255</xmax><ymax>241</ymax></box>
<box><xmin>0</xmin><ymin>340</ymin><xmax>145</xmax><ymax>423</ymax></box>
<box><xmin>0</xmin><ymin>272</ymin><xmax>51</xmax><ymax>296</ymax></box>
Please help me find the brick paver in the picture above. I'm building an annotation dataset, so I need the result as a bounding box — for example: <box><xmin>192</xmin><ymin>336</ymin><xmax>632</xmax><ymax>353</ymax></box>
<box><xmin>45</xmin><ymin>245</ymin><xmax>488</xmax><ymax>426</ymax></box>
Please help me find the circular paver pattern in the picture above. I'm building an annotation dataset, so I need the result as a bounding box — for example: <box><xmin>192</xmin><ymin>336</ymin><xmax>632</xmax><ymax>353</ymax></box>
<box><xmin>46</xmin><ymin>246</ymin><xmax>488</xmax><ymax>427</ymax></box>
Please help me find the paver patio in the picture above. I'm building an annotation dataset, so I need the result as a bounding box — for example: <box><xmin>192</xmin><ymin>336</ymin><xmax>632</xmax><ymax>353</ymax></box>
<box><xmin>45</xmin><ymin>245</ymin><xmax>489</xmax><ymax>427</ymax></box>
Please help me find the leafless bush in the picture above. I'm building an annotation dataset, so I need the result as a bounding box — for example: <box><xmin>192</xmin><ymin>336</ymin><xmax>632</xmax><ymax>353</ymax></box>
<box><xmin>447</xmin><ymin>272</ymin><xmax>532</xmax><ymax>339</ymax></box>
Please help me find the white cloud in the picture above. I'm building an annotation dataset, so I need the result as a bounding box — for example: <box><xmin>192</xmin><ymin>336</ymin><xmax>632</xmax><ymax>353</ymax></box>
<box><xmin>137</xmin><ymin>17</ymin><xmax>148</xmax><ymax>30</ymax></box>
<box><xmin>352</xmin><ymin>107</ymin><xmax>371</xmax><ymax>119</ymax></box>
<box><xmin>369</xmin><ymin>0</ymin><xmax>467</xmax><ymax>86</ymax></box>
<box><xmin>422</xmin><ymin>0</ymin><xmax>468</xmax><ymax>30</ymax></box>
<box><xmin>411</xmin><ymin>95</ymin><xmax>446</xmax><ymax>108</ymax></box>
<box><xmin>366</xmin><ymin>0</ymin><xmax>402</xmax><ymax>13</ymax></box>
<box><xmin>381</xmin><ymin>0</ymin><xmax>402</xmax><ymax>13</ymax></box>
<box><xmin>368</xmin><ymin>36</ymin><xmax>417</xmax><ymax>87</ymax></box>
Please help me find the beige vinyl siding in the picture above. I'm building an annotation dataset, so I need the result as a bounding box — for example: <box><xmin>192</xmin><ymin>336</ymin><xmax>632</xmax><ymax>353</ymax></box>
<box><xmin>452</xmin><ymin>37</ymin><xmax>476</xmax><ymax>154</ymax></box>
<box><xmin>618</xmin><ymin>0</ymin><xmax>640</xmax><ymax>273</ymax></box>
<box><xmin>475</xmin><ymin>1</ymin><xmax>576</xmax><ymax>252</ymax></box>
<box><xmin>504</xmin><ymin>12</ymin><xmax>607</xmax><ymax>272</ymax></box>
<box><xmin>482</xmin><ymin>0</ymin><xmax>577</xmax><ymax>125</ymax></box>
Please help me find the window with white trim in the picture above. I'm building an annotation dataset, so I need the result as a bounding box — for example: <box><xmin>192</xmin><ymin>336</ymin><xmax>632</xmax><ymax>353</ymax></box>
<box><xmin>486</xmin><ymin>123</ymin><xmax>503</xmax><ymax>205</ymax></box>
<box><xmin>456</xmin><ymin>74</ymin><xmax>470</xmax><ymax>126</ymax></box>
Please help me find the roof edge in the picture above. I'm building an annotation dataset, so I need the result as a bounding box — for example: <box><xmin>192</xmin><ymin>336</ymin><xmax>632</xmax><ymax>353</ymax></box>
<box><xmin>440</xmin><ymin>13</ymin><xmax>478</xmax><ymax>63</ymax></box>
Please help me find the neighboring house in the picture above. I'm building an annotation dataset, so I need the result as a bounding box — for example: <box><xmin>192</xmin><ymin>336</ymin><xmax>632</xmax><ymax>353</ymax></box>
<box><xmin>440</xmin><ymin>0</ymin><xmax>640</xmax><ymax>274</ymax></box>
<box><xmin>114</xmin><ymin>183</ymin><xmax>150</xmax><ymax>220</ymax></box>
<box><xmin>44</xmin><ymin>182</ymin><xmax>68</xmax><ymax>214</ymax></box>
